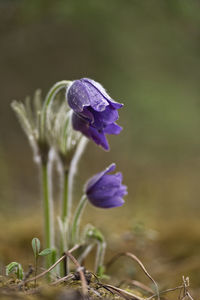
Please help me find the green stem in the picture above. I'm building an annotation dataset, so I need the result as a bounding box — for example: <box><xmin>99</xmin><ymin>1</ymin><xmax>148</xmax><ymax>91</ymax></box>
<box><xmin>71</xmin><ymin>195</ymin><xmax>87</xmax><ymax>245</ymax></box>
<box><xmin>60</xmin><ymin>170</ymin><xmax>69</xmax><ymax>277</ymax></box>
<box><xmin>40</xmin><ymin>80</ymin><xmax>71</xmax><ymax>141</ymax></box>
<box><xmin>42</xmin><ymin>163</ymin><xmax>54</xmax><ymax>270</ymax></box>
<box><xmin>95</xmin><ymin>241</ymin><xmax>106</xmax><ymax>276</ymax></box>
<box><xmin>34</xmin><ymin>257</ymin><xmax>38</xmax><ymax>287</ymax></box>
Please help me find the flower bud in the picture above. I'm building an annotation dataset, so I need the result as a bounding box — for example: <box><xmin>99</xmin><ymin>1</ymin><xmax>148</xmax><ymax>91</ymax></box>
<box><xmin>85</xmin><ymin>163</ymin><xmax>127</xmax><ymax>208</ymax></box>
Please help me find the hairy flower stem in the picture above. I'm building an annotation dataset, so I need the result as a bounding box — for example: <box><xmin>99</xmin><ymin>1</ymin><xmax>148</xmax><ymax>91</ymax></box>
<box><xmin>59</xmin><ymin>138</ymin><xmax>88</xmax><ymax>276</ymax></box>
<box><xmin>39</xmin><ymin>81</ymin><xmax>71</xmax><ymax>277</ymax></box>
<box><xmin>41</xmin><ymin>162</ymin><xmax>54</xmax><ymax>272</ymax></box>
<box><xmin>62</xmin><ymin>170</ymin><xmax>69</xmax><ymax>222</ymax></box>
<box><xmin>71</xmin><ymin>195</ymin><xmax>87</xmax><ymax>245</ymax></box>
<box><xmin>40</xmin><ymin>80</ymin><xmax>71</xmax><ymax>141</ymax></box>
<box><xmin>67</xmin><ymin>137</ymin><xmax>88</xmax><ymax>216</ymax></box>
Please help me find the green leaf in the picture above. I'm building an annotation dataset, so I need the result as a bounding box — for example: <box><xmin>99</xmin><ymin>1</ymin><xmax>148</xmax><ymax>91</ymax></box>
<box><xmin>17</xmin><ymin>264</ymin><xmax>24</xmax><ymax>280</ymax></box>
<box><xmin>39</xmin><ymin>248</ymin><xmax>53</xmax><ymax>256</ymax></box>
<box><xmin>6</xmin><ymin>262</ymin><xmax>24</xmax><ymax>280</ymax></box>
<box><xmin>32</xmin><ymin>238</ymin><xmax>41</xmax><ymax>258</ymax></box>
<box><xmin>6</xmin><ymin>262</ymin><xmax>18</xmax><ymax>275</ymax></box>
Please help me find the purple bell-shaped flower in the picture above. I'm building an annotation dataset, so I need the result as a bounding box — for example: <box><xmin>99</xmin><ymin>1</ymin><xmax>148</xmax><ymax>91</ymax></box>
<box><xmin>66</xmin><ymin>78</ymin><xmax>123</xmax><ymax>150</ymax></box>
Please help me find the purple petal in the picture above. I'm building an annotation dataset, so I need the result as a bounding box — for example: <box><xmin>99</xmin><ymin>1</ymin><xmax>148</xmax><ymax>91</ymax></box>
<box><xmin>88</xmin><ymin>196</ymin><xmax>125</xmax><ymax>208</ymax></box>
<box><xmin>72</xmin><ymin>113</ymin><xmax>91</xmax><ymax>139</ymax></box>
<box><xmin>67</xmin><ymin>81</ymin><xmax>91</xmax><ymax>112</ymax></box>
<box><xmin>91</xmin><ymin>106</ymin><xmax>119</xmax><ymax>129</ymax></box>
<box><xmin>81</xmin><ymin>79</ymin><xmax>109</xmax><ymax>112</ymax></box>
<box><xmin>107</xmin><ymin>99</ymin><xmax>123</xmax><ymax>109</ymax></box>
<box><xmin>113</xmin><ymin>185</ymin><xmax>128</xmax><ymax>197</ymax></box>
<box><xmin>80</xmin><ymin>107</ymin><xmax>94</xmax><ymax>123</ymax></box>
<box><xmin>87</xmin><ymin>174</ymin><xmax>123</xmax><ymax>200</ymax></box>
<box><xmin>82</xmin><ymin>78</ymin><xmax>112</xmax><ymax>101</ymax></box>
<box><xmin>82</xmin><ymin>78</ymin><xmax>123</xmax><ymax>110</ymax></box>
<box><xmin>92</xmin><ymin>173</ymin><xmax>123</xmax><ymax>191</ymax></box>
<box><xmin>88</xmin><ymin>127</ymin><xmax>109</xmax><ymax>150</ymax></box>
<box><xmin>104</xmin><ymin>123</ymin><xmax>122</xmax><ymax>135</ymax></box>
<box><xmin>85</xmin><ymin>163</ymin><xmax>116</xmax><ymax>193</ymax></box>
<box><xmin>87</xmin><ymin>174</ymin><xmax>127</xmax><ymax>205</ymax></box>
<box><xmin>72</xmin><ymin>112</ymin><xmax>111</xmax><ymax>150</ymax></box>
<box><xmin>99</xmin><ymin>106</ymin><xmax>119</xmax><ymax>123</ymax></box>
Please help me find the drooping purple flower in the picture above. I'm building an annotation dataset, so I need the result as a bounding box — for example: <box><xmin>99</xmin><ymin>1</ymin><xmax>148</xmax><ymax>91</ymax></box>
<box><xmin>66</xmin><ymin>78</ymin><xmax>123</xmax><ymax>150</ymax></box>
<box><xmin>85</xmin><ymin>163</ymin><xmax>127</xmax><ymax>208</ymax></box>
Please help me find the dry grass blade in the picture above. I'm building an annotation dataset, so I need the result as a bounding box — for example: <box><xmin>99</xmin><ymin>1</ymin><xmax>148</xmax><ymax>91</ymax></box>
<box><xmin>103</xmin><ymin>284</ymin><xmax>145</xmax><ymax>300</ymax></box>
<box><xmin>65</xmin><ymin>250</ymin><xmax>88</xmax><ymax>296</ymax></box>
<box><xmin>147</xmin><ymin>285</ymin><xmax>184</xmax><ymax>300</ymax></box>
<box><xmin>130</xmin><ymin>280</ymin><xmax>154</xmax><ymax>294</ymax></box>
<box><xmin>107</xmin><ymin>252</ymin><xmax>160</xmax><ymax>300</ymax></box>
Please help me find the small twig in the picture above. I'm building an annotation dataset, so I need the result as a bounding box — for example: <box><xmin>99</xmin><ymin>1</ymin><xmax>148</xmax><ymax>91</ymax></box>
<box><xmin>148</xmin><ymin>277</ymin><xmax>194</xmax><ymax>300</ymax></box>
<box><xmin>24</xmin><ymin>255</ymin><xmax>65</xmax><ymax>284</ymax></box>
<box><xmin>50</xmin><ymin>274</ymin><xmax>74</xmax><ymax>286</ymax></box>
<box><xmin>107</xmin><ymin>252</ymin><xmax>160</xmax><ymax>300</ymax></box>
<box><xmin>65</xmin><ymin>250</ymin><xmax>88</xmax><ymax>296</ymax></box>
<box><xmin>23</xmin><ymin>244</ymin><xmax>80</xmax><ymax>284</ymax></box>
<box><xmin>185</xmin><ymin>293</ymin><xmax>194</xmax><ymax>300</ymax></box>
<box><xmin>103</xmin><ymin>284</ymin><xmax>145</xmax><ymax>300</ymax></box>
<box><xmin>180</xmin><ymin>277</ymin><xmax>194</xmax><ymax>300</ymax></box>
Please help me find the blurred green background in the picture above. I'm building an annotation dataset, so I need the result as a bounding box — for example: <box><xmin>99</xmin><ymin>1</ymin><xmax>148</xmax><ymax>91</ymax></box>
<box><xmin>0</xmin><ymin>0</ymin><xmax>200</xmax><ymax>297</ymax></box>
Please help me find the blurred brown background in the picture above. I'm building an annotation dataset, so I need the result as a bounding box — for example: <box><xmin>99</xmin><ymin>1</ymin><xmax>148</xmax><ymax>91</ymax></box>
<box><xmin>0</xmin><ymin>0</ymin><xmax>200</xmax><ymax>297</ymax></box>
